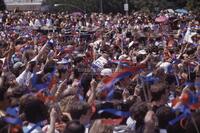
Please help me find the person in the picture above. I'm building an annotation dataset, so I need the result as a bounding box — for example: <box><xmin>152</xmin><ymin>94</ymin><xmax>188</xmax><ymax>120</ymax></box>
<box><xmin>0</xmin><ymin>8</ymin><xmax>199</xmax><ymax>133</ymax></box>
<box><xmin>129</xmin><ymin>102</ymin><xmax>149</xmax><ymax>133</ymax></box>
<box><xmin>89</xmin><ymin>119</ymin><xmax>113</xmax><ymax>133</ymax></box>
<box><xmin>21</xmin><ymin>96</ymin><xmax>48</xmax><ymax>132</ymax></box>
<box><xmin>150</xmin><ymin>83</ymin><xmax>169</xmax><ymax>112</ymax></box>
<box><xmin>64</xmin><ymin>120</ymin><xmax>85</xmax><ymax>133</ymax></box>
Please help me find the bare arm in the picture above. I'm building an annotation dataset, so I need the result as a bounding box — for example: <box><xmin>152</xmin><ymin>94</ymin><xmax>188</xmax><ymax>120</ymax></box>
<box><xmin>143</xmin><ymin>111</ymin><xmax>157</xmax><ymax>133</ymax></box>
<box><xmin>87</xmin><ymin>79</ymin><xmax>97</xmax><ymax>105</ymax></box>
<box><xmin>47</xmin><ymin>108</ymin><xmax>56</xmax><ymax>133</ymax></box>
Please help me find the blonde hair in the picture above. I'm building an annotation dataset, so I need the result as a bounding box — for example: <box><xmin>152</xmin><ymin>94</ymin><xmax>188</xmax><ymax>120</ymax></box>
<box><xmin>89</xmin><ymin>119</ymin><xmax>113</xmax><ymax>133</ymax></box>
<box><xmin>59</xmin><ymin>95</ymin><xmax>79</xmax><ymax>112</ymax></box>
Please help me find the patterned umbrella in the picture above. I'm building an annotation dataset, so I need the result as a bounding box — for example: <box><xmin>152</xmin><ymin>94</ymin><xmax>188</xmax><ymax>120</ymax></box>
<box><xmin>155</xmin><ymin>16</ymin><xmax>168</xmax><ymax>23</ymax></box>
<box><xmin>71</xmin><ymin>12</ymin><xmax>83</xmax><ymax>16</ymax></box>
<box><xmin>175</xmin><ymin>9</ymin><xmax>188</xmax><ymax>14</ymax></box>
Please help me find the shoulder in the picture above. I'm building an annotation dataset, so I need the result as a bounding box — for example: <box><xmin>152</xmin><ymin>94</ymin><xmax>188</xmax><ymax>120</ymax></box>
<box><xmin>23</xmin><ymin>123</ymin><xmax>43</xmax><ymax>133</ymax></box>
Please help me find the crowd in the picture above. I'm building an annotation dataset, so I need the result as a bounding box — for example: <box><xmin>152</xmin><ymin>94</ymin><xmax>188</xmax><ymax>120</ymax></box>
<box><xmin>0</xmin><ymin>8</ymin><xmax>199</xmax><ymax>133</ymax></box>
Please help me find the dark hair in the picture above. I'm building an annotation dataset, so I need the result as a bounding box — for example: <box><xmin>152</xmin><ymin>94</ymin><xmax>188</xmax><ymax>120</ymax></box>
<box><xmin>68</xmin><ymin>101</ymin><xmax>89</xmax><ymax>120</ymax></box>
<box><xmin>19</xmin><ymin>94</ymin><xmax>35</xmax><ymax>114</ymax></box>
<box><xmin>58</xmin><ymin>68</ymin><xmax>67</xmax><ymax>78</ymax></box>
<box><xmin>186</xmin><ymin>47</ymin><xmax>197</xmax><ymax>56</ymax></box>
<box><xmin>29</xmin><ymin>61</ymin><xmax>37</xmax><ymax>73</ymax></box>
<box><xmin>165</xmin><ymin>74</ymin><xmax>176</xmax><ymax>85</ymax></box>
<box><xmin>64</xmin><ymin>120</ymin><xmax>85</xmax><ymax>133</ymax></box>
<box><xmin>156</xmin><ymin>106</ymin><xmax>175</xmax><ymax>129</ymax></box>
<box><xmin>112</xmin><ymin>89</ymin><xmax>123</xmax><ymax>100</ymax></box>
<box><xmin>136</xmin><ymin>54</ymin><xmax>145</xmax><ymax>62</ymax></box>
<box><xmin>12</xmin><ymin>66</ymin><xmax>25</xmax><ymax>77</ymax></box>
<box><xmin>5</xmin><ymin>86</ymin><xmax>28</xmax><ymax>107</ymax></box>
<box><xmin>0</xmin><ymin>118</ymin><xmax>8</xmax><ymax>133</ymax></box>
<box><xmin>23</xmin><ymin>96</ymin><xmax>48</xmax><ymax>123</ymax></box>
<box><xmin>73</xmin><ymin>68</ymin><xmax>81</xmax><ymax>79</ymax></box>
<box><xmin>150</xmin><ymin>83</ymin><xmax>168</xmax><ymax>102</ymax></box>
<box><xmin>0</xmin><ymin>76</ymin><xmax>8</xmax><ymax>101</ymax></box>
<box><xmin>80</xmin><ymin>74</ymin><xmax>92</xmax><ymax>98</ymax></box>
<box><xmin>188</xmin><ymin>72</ymin><xmax>196</xmax><ymax>82</ymax></box>
<box><xmin>129</xmin><ymin>102</ymin><xmax>148</xmax><ymax>129</ymax></box>
<box><xmin>7</xmin><ymin>86</ymin><xmax>27</xmax><ymax>99</ymax></box>
<box><xmin>0</xmin><ymin>86</ymin><xmax>6</xmax><ymax>101</ymax></box>
<box><xmin>43</xmin><ymin>61</ymin><xmax>56</xmax><ymax>74</ymax></box>
<box><xmin>74</xmin><ymin>57</ymin><xmax>83</xmax><ymax>66</ymax></box>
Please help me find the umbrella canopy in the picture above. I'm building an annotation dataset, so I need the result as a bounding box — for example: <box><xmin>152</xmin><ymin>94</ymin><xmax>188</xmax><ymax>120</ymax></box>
<box><xmin>155</xmin><ymin>16</ymin><xmax>168</xmax><ymax>23</ymax></box>
<box><xmin>166</xmin><ymin>9</ymin><xmax>174</xmax><ymax>13</ymax></box>
<box><xmin>71</xmin><ymin>12</ymin><xmax>83</xmax><ymax>16</ymax></box>
<box><xmin>175</xmin><ymin>9</ymin><xmax>188</xmax><ymax>14</ymax></box>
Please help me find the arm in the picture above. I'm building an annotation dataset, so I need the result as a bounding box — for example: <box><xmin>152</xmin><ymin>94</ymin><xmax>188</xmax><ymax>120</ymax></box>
<box><xmin>16</xmin><ymin>69</ymin><xmax>31</xmax><ymax>86</ymax></box>
<box><xmin>55</xmin><ymin>79</ymin><xmax>68</xmax><ymax>100</ymax></box>
<box><xmin>177</xmin><ymin>43</ymin><xmax>189</xmax><ymax>60</ymax></box>
<box><xmin>16</xmin><ymin>62</ymin><xmax>33</xmax><ymax>86</ymax></box>
<box><xmin>31</xmin><ymin>43</ymin><xmax>48</xmax><ymax>62</ymax></box>
<box><xmin>143</xmin><ymin>111</ymin><xmax>157</xmax><ymax>133</ymax></box>
<box><xmin>140</xmin><ymin>54</ymin><xmax>151</xmax><ymax>65</ymax></box>
<box><xmin>115</xmin><ymin>63</ymin><xmax>122</xmax><ymax>72</ymax></box>
<box><xmin>87</xmin><ymin>79</ymin><xmax>97</xmax><ymax>105</ymax></box>
<box><xmin>47</xmin><ymin>108</ymin><xmax>57</xmax><ymax>133</ymax></box>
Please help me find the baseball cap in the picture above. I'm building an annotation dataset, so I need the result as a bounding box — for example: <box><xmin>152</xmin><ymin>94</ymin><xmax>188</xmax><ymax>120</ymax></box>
<box><xmin>100</xmin><ymin>68</ymin><xmax>112</xmax><ymax>76</ymax></box>
<box><xmin>13</xmin><ymin>62</ymin><xmax>25</xmax><ymax>70</ymax></box>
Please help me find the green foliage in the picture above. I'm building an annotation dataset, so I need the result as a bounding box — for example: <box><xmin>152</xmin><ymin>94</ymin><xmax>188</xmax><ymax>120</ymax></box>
<box><xmin>0</xmin><ymin>0</ymin><xmax>6</xmax><ymax>11</ymax></box>
<box><xmin>186</xmin><ymin>0</ymin><xmax>200</xmax><ymax>13</ymax></box>
<box><xmin>45</xmin><ymin>0</ymin><xmax>133</xmax><ymax>13</ymax></box>
<box><xmin>44</xmin><ymin>0</ymin><xmax>199</xmax><ymax>13</ymax></box>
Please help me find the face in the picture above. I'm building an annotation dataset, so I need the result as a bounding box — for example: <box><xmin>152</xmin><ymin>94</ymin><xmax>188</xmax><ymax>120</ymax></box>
<box><xmin>80</xmin><ymin>107</ymin><xmax>93</xmax><ymax>125</ymax></box>
<box><xmin>161</xmin><ymin>89</ymin><xmax>169</xmax><ymax>104</ymax></box>
<box><xmin>7</xmin><ymin>73</ymin><xmax>16</xmax><ymax>86</ymax></box>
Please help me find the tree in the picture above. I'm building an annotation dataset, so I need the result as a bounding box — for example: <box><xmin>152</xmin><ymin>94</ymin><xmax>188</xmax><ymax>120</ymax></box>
<box><xmin>0</xmin><ymin>0</ymin><xmax>6</xmax><ymax>11</ymax></box>
<box><xmin>186</xmin><ymin>0</ymin><xmax>200</xmax><ymax>13</ymax></box>
<box><xmin>45</xmin><ymin>0</ymin><xmax>134</xmax><ymax>13</ymax></box>
<box><xmin>44</xmin><ymin>0</ymin><xmax>199</xmax><ymax>13</ymax></box>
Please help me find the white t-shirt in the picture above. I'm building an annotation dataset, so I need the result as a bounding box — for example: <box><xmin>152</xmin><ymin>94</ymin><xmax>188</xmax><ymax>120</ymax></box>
<box><xmin>34</xmin><ymin>19</ymin><xmax>42</xmax><ymax>28</ymax></box>
<box><xmin>184</xmin><ymin>27</ymin><xmax>196</xmax><ymax>43</ymax></box>
<box><xmin>16</xmin><ymin>70</ymin><xmax>32</xmax><ymax>87</ymax></box>
<box><xmin>23</xmin><ymin>123</ymin><xmax>43</xmax><ymax>133</ymax></box>
<box><xmin>46</xmin><ymin>19</ymin><xmax>52</xmax><ymax>27</ymax></box>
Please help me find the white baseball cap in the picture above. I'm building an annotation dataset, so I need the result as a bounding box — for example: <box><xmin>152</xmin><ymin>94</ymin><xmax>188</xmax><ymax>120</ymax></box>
<box><xmin>100</xmin><ymin>68</ymin><xmax>112</xmax><ymax>76</ymax></box>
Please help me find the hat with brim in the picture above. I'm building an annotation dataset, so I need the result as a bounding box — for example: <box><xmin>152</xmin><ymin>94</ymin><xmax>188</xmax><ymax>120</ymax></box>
<box><xmin>138</xmin><ymin>50</ymin><xmax>147</xmax><ymax>55</ymax></box>
<box><xmin>77</xmin><ymin>54</ymin><xmax>86</xmax><ymax>57</ymax></box>
<box><xmin>119</xmin><ymin>54</ymin><xmax>128</xmax><ymax>60</ymax></box>
<box><xmin>57</xmin><ymin>58</ymin><xmax>69</xmax><ymax>65</ymax></box>
<box><xmin>159</xmin><ymin>62</ymin><xmax>171</xmax><ymax>73</ymax></box>
<box><xmin>13</xmin><ymin>62</ymin><xmax>25</xmax><ymax>70</ymax></box>
<box><xmin>101</xmin><ymin>68</ymin><xmax>112</xmax><ymax>76</ymax></box>
<box><xmin>128</xmin><ymin>41</ymin><xmax>134</xmax><ymax>48</ymax></box>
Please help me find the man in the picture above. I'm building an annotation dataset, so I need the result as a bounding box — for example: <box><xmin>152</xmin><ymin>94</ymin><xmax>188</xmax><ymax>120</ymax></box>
<box><xmin>150</xmin><ymin>83</ymin><xmax>169</xmax><ymax>112</ymax></box>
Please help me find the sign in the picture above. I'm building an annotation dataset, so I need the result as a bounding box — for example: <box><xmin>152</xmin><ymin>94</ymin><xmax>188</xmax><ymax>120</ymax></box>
<box><xmin>124</xmin><ymin>3</ymin><xmax>129</xmax><ymax>11</ymax></box>
<box><xmin>92</xmin><ymin>56</ymin><xmax>108</xmax><ymax>71</ymax></box>
<box><xmin>5</xmin><ymin>0</ymin><xmax>43</xmax><ymax>11</ymax></box>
